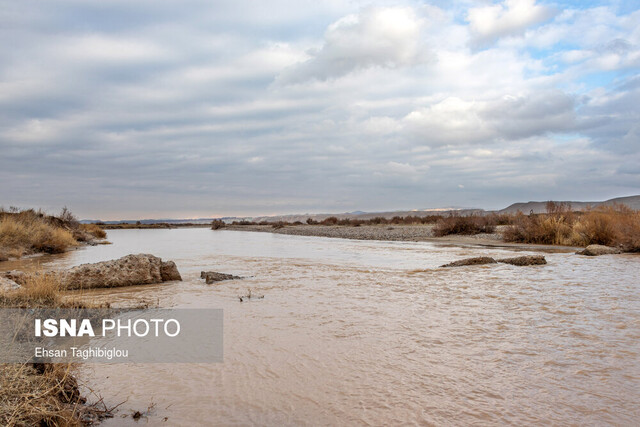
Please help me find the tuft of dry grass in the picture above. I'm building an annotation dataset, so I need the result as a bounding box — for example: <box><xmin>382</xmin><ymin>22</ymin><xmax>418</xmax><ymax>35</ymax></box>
<box><xmin>78</xmin><ymin>224</ymin><xmax>107</xmax><ymax>239</ymax></box>
<box><xmin>0</xmin><ymin>210</ymin><xmax>78</xmax><ymax>257</ymax></box>
<box><xmin>0</xmin><ymin>272</ymin><xmax>62</xmax><ymax>308</ymax></box>
<box><xmin>1</xmin><ymin>272</ymin><xmax>112</xmax><ymax>310</ymax></box>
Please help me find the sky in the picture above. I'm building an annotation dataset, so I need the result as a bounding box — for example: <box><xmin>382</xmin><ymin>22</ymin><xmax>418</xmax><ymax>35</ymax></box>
<box><xmin>1</xmin><ymin>0</ymin><xmax>639</xmax><ymax>220</ymax></box>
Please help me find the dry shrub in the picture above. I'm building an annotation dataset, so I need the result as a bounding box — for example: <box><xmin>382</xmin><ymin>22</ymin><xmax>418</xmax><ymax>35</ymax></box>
<box><xmin>573</xmin><ymin>210</ymin><xmax>617</xmax><ymax>246</ymax></box>
<box><xmin>615</xmin><ymin>209</ymin><xmax>640</xmax><ymax>252</ymax></box>
<box><xmin>503</xmin><ymin>202</ymin><xmax>577</xmax><ymax>245</ymax></box>
<box><xmin>320</xmin><ymin>217</ymin><xmax>339</xmax><ymax>225</ymax></box>
<box><xmin>503</xmin><ymin>203</ymin><xmax>640</xmax><ymax>249</ymax></box>
<box><xmin>78</xmin><ymin>223</ymin><xmax>107</xmax><ymax>239</ymax></box>
<box><xmin>433</xmin><ymin>215</ymin><xmax>496</xmax><ymax>236</ymax></box>
<box><xmin>503</xmin><ymin>212</ymin><xmax>577</xmax><ymax>245</ymax></box>
<box><xmin>210</xmin><ymin>219</ymin><xmax>225</xmax><ymax>230</ymax></box>
<box><xmin>573</xmin><ymin>205</ymin><xmax>640</xmax><ymax>251</ymax></box>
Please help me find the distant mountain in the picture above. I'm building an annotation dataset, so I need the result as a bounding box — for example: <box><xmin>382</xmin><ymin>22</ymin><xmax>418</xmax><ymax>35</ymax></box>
<box><xmin>81</xmin><ymin>195</ymin><xmax>640</xmax><ymax>224</ymax></box>
<box><xmin>498</xmin><ymin>195</ymin><xmax>640</xmax><ymax>214</ymax></box>
<box><xmin>250</xmin><ymin>208</ymin><xmax>483</xmax><ymax>223</ymax></box>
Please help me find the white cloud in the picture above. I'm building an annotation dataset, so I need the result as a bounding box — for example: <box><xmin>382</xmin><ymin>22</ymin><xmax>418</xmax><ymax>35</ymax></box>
<box><xmin>279</xmin><ymin>6</ymin><xmax>427</xmax><ymax>83</ymax></box>
<box><xmin>467</xmin><ymin>0</ymin><xmax>554</xmax><ymax>47</ymax></box>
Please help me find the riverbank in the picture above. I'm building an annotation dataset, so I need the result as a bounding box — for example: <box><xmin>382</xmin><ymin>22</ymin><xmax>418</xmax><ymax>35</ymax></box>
<box><xmin>222</xmin><ymin>224</ymin><xmax>580</xmax><ymax>251</ymax></box>
<box><xmin>0</xmin><ymin>208</ymin><xmax>108</xmax><ymax>261</ymax></box>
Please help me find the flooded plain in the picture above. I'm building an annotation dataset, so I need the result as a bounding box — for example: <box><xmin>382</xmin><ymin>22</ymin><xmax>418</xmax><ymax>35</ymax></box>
<box><xmin>6</xmin><ymin>228</ymin><xmax>640</xmax><ymax>425</ymax></box>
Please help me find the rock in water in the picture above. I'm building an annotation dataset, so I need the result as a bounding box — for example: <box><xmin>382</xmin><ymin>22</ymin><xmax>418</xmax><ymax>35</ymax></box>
<box><xmin>160</xmin><ymin>261</ymin><xmax>182</xmax><ymax>281</ymax></box>
<box><xmin>440</xmin><ymin>257</ymin><xmax>497</xmax><ymax>267</ymax></box>
<box><xmin>576</xmin><ymin>245</ymin><xmax>622</xmax><ymax>256</ymax></box>
<box><xmin>200</xmin><ymin>271</ymin><xmax>241</xmax><ymax>284</ymax></box>
<box><xmin>497</xmin><ymin>255</ymin><xmax>547</xmax><ymax>266</ymax></box>
<box><xmin>59</xmin><ymin>254</ymin><xmax>182</xmax><ymax>289</ymax></box>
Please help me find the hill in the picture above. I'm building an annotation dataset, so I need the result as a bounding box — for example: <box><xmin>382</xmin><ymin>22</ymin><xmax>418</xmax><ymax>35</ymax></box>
<box><xmin>499</xmin><ymin>195</ymin><xmax>640</xmax><ymax>214</ymax></box>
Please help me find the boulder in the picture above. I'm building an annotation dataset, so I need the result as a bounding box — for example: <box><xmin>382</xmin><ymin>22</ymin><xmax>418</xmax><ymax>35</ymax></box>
<box><xmin>200</xmin><ymin>271</ymin><xmax>241</xmax><ymax>284</ymax></box>
<box><xmin>497</xmin><ymin>255</ymin><xmax>547</xmax><ymax>266</ymax></box>
<box><xmin>59</xmin><ymin>254</ymin><xmax>182</xmax><ymax>290</ymax></box>
<box><xmin>3</xmin><ymin>270</ymin><xmax>26</xmax><ymax>284</ymax></box>
<box><xmin>0</xmin><ymin>276</ymin><xmax>21</xmax><ymax>292</ymax></box>
<box><xmin>160</xmin><ymin>261</ymin><xmax>182</xmax><ymax>281</ymax></box>
<box><xmin>576</xmin><ymin>245</ymin><xmax>622</xmax><ymax>256</ymax></box>
<box><xmin>440</xmin><ymin>257</ymin><xmax>497</xmax><ymax>268</ymax></box>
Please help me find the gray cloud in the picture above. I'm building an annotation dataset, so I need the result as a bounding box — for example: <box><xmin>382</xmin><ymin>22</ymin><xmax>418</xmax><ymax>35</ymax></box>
<box><xmin>403</xmin><ymin>90</ymin><xmax>577</xmax><ymax>145</ymax></box>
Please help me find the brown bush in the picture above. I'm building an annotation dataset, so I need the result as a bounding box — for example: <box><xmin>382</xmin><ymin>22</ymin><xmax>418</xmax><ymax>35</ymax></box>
<box><xmin>321</xmin><ymin>216</ymin><xmax>339</xmax><ymax>225</ymax></box>
<box><xmin>503</xmin><ymin>213</ymin><xmax>576</xmax><ymax>245</ymax></box>
<box><xmin>211</xmin><ymin>219</ymin><xmax>225</xmax><ymax>230</ymax></box>
<box><xmin>503</xmin><ymin>204</ymin><xmax>640</xmax><ymax>249</ymax></box>
<box><xmin>433</xmin><ymin>215</ymin><xmax>495</xmax><ymax>236</ymax></box>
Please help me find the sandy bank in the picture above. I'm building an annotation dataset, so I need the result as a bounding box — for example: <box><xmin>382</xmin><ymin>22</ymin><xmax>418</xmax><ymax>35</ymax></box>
<box><xmin>222</xmin><ymin>224</ymin><xmax>579</xmax><ymax>252</ymax></box>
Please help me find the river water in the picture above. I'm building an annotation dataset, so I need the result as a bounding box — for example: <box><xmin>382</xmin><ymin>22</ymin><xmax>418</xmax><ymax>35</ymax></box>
<box><xmin>5</xmin><ymin>229</ymin><xmax>639</xmax><ymax>425</ymax></box>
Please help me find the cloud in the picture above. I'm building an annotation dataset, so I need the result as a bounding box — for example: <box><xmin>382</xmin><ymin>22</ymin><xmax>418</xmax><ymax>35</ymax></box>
<box><xmin>467</xmin><ymin>0</ymin><xmax>554</xmax><ymax>47</ymax></box>
<box><xmin>403</xmin><ymin>90</ymin><xmax>577</xmax><ymax>145</ymax></box>
<box><xmin>279</xmin><ymin>6</ymin><xmax>427</xmax><ymax>83</ymax></box>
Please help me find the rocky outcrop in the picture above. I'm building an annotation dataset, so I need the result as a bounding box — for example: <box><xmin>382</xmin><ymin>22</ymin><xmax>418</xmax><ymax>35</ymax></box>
<box><xmin>576</xmin><ymin>245</ymin><xmax>622</xmax><ymax>256</ymax></box>
<box><xmin>200</xmin><ymin>271</ymin><xmax>241</xmax><ymax>284</ymax></box>
<box><xmin>55</xmin><ymin>254</ymin><xmax>182</xmax><ymax>289</ymax></box>
<box><xmin>440</xmin><ymin>257</ymin><xmax>497</xmax><ymax>267</ymax></box>
<box><xmin>497</xmin><ymin>255</ymin><xmax>547</xmax><ymax>266</ymax></box>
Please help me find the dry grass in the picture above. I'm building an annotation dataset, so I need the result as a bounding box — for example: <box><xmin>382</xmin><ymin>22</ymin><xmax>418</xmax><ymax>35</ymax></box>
<box><xmin>0</xmin><ymin>363</ymin><xmax>85</xmax><ymax>427</ymax></box>
<box><xmin>503</xmin><ymin>204</ymin><xmax>640</xmax><ymax>250</ymax></box>
<box><xmin>0</xmin><ymin>210</ymin><xmax>78</xmax><ymax>257</ymax></box>
<box><xmin>78</xmin><ymin>224</ymin><xmax>106</xmax><ymax>239</ymax></box>
<box><xmin>0</xmin><ymin>272</ymin><xmax>62</xmax><ymax>308</ymax></box>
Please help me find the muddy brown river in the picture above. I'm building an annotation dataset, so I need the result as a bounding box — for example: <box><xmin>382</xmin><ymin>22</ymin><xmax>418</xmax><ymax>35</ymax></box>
<box><xmin>5</xmin><ymin>229</ymin><xmax>639</xmax><ymax>425</ymax></box>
